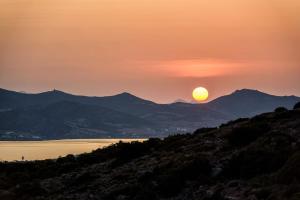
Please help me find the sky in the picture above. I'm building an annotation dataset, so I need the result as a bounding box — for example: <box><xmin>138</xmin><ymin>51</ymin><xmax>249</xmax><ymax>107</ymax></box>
<box><xmin>0</xmin><ymin>0</ymin><xmax>299</xmax><ymax>103</ymax></box>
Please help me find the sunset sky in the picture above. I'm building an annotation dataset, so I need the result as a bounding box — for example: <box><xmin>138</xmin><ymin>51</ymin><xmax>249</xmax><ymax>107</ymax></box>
<box><xmin>0</xmin><ymin>0</ymin><xmax>299</xmax><ymax>103</ymax></box>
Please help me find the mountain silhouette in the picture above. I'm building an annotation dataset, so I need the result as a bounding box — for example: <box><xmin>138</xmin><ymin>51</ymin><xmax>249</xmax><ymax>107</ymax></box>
<box><xmin>207</xmin><ymin>89</ymin><xmax>300</xmax><ymax>117</ymax></box>
<box><xmin>0</xmin><ymin>88</ymin><xmax>299</xmax><ymax>139</ymax></box>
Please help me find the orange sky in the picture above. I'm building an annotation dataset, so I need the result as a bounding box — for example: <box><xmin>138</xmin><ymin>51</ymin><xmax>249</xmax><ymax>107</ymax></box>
<box><xmin>0</xmin><ymin>0</ymin><xmax>299</xmax><ymax>103</ymax></box>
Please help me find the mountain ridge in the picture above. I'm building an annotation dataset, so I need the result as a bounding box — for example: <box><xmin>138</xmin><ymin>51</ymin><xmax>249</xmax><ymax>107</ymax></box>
<box><xmin>207</xmin><ymin>88</ymin><xmax>300</xmax><ymax>117</ymax></box>
<box><xmin>1</xmin><ymin>87</ymin><xmax>299</xmax><ymax>106</ymax></box>
<box><xmin>0</xmin><ymin>88</ymin><xmax>299</xmax><ymax>139</ymax></box>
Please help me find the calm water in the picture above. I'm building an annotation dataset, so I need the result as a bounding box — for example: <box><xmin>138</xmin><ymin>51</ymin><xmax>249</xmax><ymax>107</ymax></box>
<box><xmin>0</xmin><ymin>139</ymin><xmax>145</xmax><ymax>161</ymax></box>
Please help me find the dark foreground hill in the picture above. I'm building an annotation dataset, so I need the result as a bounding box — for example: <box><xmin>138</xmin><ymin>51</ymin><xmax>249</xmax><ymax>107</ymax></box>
<box><xmin>1</xmin><ymin>106</ymin><xmax>300</xmax><ymax>200</ymax></box>
<box><xmin>0</xmin><ymin>88</ymin><xmax>299</xmax><ymax>139</ymax></box>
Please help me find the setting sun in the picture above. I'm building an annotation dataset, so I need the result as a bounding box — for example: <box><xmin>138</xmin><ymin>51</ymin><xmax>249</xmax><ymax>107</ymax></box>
<box><xmin>192</xmin><ymin>87</ymin><xmax>209</xmax><ymax>102</ymax></box>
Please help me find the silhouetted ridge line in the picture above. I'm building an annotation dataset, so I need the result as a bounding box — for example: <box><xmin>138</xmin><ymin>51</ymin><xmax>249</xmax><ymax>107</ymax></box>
<box><xmin>0</xmin><ymin>88</ymin><xmax>299</xmax><ymax>139</ymax></box>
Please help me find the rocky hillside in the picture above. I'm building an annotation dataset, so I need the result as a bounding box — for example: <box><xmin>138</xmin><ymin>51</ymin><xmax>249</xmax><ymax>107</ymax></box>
<box><xmin>0</xmin><ymin>104</ymin><xmax>300</xmax><ymax>200</ymax></box>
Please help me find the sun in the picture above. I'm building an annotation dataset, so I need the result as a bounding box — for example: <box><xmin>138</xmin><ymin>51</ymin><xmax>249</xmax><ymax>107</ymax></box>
<box><xmin>192</xmin><ymin>87</ymin><xmax>209</xmax><ymax>102</ymax></box>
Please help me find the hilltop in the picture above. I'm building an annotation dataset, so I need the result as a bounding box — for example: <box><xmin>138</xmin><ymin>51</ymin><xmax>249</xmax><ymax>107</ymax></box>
<box><xmin>0</xmin><ymin>104</ymin><xmax>300</xmax><ymax>200</ymax></box>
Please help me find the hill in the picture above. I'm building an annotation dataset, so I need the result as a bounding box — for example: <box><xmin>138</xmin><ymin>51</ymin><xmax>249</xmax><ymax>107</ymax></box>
<box><xmin>0</xmin><ymin>105</ymin><xmax>300</xmax><ymax>199</ymax></box>
<box><xmin>207</xmin><ymin>89</ymin><xmax>300</xmax><ymax>117</ymax></box>
<box><xmin>0</xmin><ymin>101</ymin><xmax>153</xmax><ymax>139</ymax></box>
<box><xmin>0</xmin><ymin>88</ymin><xmax>299</xmax><ymax>139</ymax></box>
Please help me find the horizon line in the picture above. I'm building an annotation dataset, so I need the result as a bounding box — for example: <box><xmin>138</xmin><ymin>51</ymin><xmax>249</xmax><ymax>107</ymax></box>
<box><xmin>1</xmin><ymin>87</ymin><xmax>299</xmax><ymax>105</ymax></box>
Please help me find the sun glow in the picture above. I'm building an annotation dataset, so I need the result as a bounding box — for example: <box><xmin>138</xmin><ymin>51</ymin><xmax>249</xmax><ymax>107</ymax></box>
<box><xmin>192</xmin><ymin>87</ymin><xmax>209</xmax><ymax>102</ymax></box>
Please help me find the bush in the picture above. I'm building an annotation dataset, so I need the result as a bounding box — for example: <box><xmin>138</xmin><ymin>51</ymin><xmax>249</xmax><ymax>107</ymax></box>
<box><xmin>276</xmin><ymin>152</ymin><xmax>300</xmax><ymax>184</ymax></box>
<box><xmin>223</xmin><ymin>149</ymin><xmax>288</xmax><ymax>179</ymax></box>
<box><xmin>293</xmin><ymin>102</ymin><xmax>300</xmax><ymax>110</ymax></box>
<box><xmin>14</xmin><ymin>181</ymin><xmax>46</xmax><ymax>198</ymax></box>
<box><xmin>160</xmin><ymin>134</ymin><xmax>190</xmax><ymax>151</ymax></box>
<box><xmin>220</xmin><ymin>118</ymin><xmax>249</xmax><ymax>128</ymax></box>
<box><xmin>194</xmin><ymin>127</ymin><xmax>217</xmax><ymax>135</ymax></box>
<box><xmin>56</xmin><ymin>154</ymin><xmax>75</xmax><ymax>163</ymax></box>
<box><xmin>77</xmin><ymin>140</ymin><xmax>154</xmax><ymax>166</ymax></box>
<box><xmin>274</xmin><ymin>107</ymin><xmax>288</xmax><ymax>113</ymax></box>
<box><xmin>156</xmin><ymin>157</ymin><xmax>211</xmax><ymax>197</ymax></box>
<box><xmin>227</xmin><ymin>122</ymin><xmax>270</xmax><ymax>147</ymax></box>
<box><xmin>133</xmin><ymin>186</ymin><xmax>159</xmax><ymax>200</ymax></box>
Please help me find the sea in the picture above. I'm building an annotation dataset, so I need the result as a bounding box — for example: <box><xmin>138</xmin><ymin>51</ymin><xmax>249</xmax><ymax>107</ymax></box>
<box><xmin>0</xmin><ymin>139</ymin><xmax>145</xmax><ymax>161</ymax></box>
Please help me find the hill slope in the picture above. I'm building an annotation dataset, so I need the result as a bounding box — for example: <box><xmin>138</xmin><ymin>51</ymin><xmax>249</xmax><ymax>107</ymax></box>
<box><xmin>0</xmin><ymin>107</ymin><xmax>300</xmax><ymax>200</ymax></box>
<box><xmin>0</xmin><ymin>101</ymin><xmax>154</xmax><ymax>139</ymax></box>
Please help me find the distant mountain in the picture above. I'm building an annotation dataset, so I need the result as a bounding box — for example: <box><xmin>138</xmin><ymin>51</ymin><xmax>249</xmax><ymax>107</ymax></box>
<box><xmin>207</xmin><ymin>89</ymin><xmax>300</xmax><ymax>117</ymax></box>
<box><xmin>0</xmin><ymin>101</ymin><xmax>153</xmax><ymax>139</ymax></box>
<box><xmin>0</xmin><ymin>88</ymin><xmax>299</xmax><ymax>139</ymax></box>
<box><xmin>172</xmin><ymin>99</ymin><xmax>188</xmax><ymax>103</ymax></box>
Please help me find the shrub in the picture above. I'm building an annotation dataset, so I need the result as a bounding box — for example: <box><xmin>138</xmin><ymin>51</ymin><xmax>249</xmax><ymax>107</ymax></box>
<box><xmin>276</xmin><ymin>152</ymin><xmax>300</xmax><ymax>184</ymax></box>
<box><xmin>144</xmin><ymin>138</ymin><xmax>161</xmax><ymax>149</ymax></box>
<box><xmin>293</xmin><ymin>102</ymin><xmax>300</xmax><ymax>110</ymax></box>
<box><xmin>220</xmin><ymin>118</ymin><xmax>249</xmax><ymax>128</ymax></box>
<box><xmin>274</xmin><ymin>107</ymin><xmax>288</xmax><ymax>113</ymax></box>
<box><xmin>223</xmin><ymin>149</ymin><xmax>288</xmax><ymax>179</ymax></box>
<box><xmin>14</xmin><ymin>181</ymin><xmax>45</xmax><ymax>197</ymax></box>
<box><xmin>227</xmin><ymin>122</ymin><xmax>270</xmax><ymax>147</ymax></box>
<box><xmin>156</xmin><ymin>156</ymin><xmax>211</xmax><ymax>197</ymax></box>
<box><xmin>133</xmin><ymin>186</ymin><xmax>159</xmax><ymax>200</ymax></box>
<box><xmin>56</xmin><ymin>154</ymin><xmax>75</xmax><ymax>163</ymax></box>
<box><xmin>194</xmin><ymin>127</ymin><xmax>217</xmax><ymax>135</ymax></box>
<box><xmin>160</xmin><ymin>134</ymin><xmax>189</xmax><ymax>151</ymax></box>
<box><xmin>77</xmin><ymin>140</ymin><xmax>153</xmax><ymax>167</ymax></box>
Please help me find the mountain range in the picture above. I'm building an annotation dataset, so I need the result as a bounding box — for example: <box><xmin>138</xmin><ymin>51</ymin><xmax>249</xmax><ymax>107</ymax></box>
<box><xmin>0</xmin><ymin>88</ymin><xmax>299</xmax><ymax>140</ymax></box>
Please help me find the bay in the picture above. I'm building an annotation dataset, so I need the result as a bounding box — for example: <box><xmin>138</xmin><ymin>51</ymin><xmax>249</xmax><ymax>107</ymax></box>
<box><xmin>0</xmin><ymin>139</ymin><xmax>145</xmax><ymax>161</ymax></box>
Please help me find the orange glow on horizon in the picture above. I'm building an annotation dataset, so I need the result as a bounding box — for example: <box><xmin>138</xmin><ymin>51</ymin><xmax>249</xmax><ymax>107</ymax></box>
<box><xmin>0</xmin><ymin>0</ymin><xmax>299</xmax><ymax>103</ymax></box>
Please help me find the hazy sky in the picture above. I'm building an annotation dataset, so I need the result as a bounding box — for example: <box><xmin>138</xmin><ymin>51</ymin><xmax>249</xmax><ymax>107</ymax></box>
<box><xmin>0</xmin><ymin>0</ymin><xmax>300</xmax><ymax>103</ymax></box>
